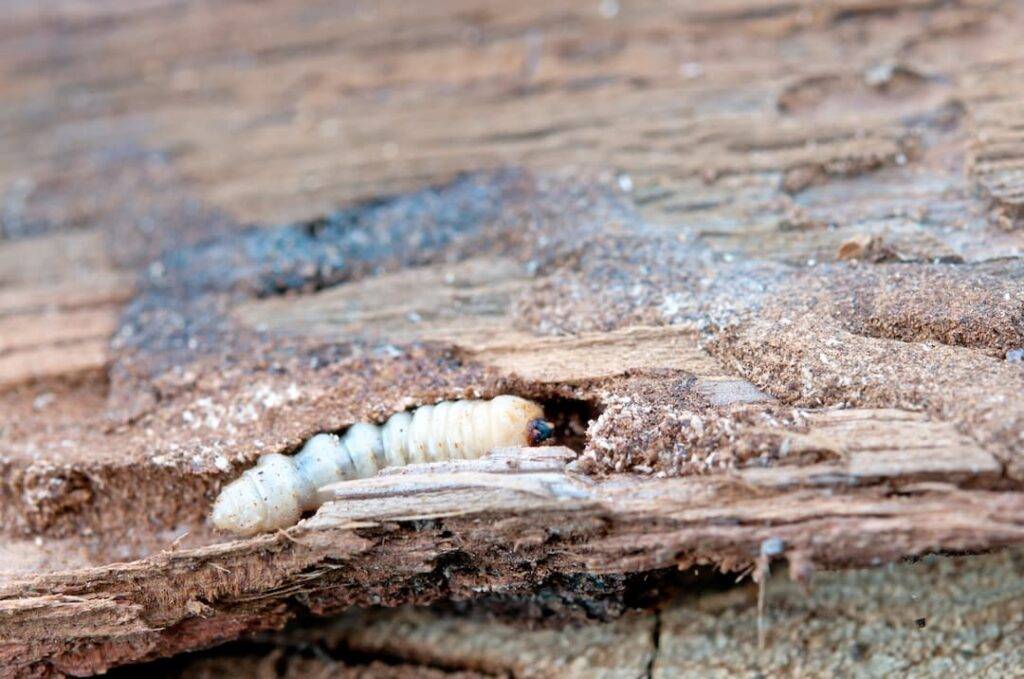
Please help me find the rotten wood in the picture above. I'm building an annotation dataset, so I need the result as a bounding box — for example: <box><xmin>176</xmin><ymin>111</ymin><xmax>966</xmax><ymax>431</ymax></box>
<box><xmin>2</xmin><ymin>0</ymin><xmax>1024</xmax><ymax>675</ymax></box>
<box><xmin>149</xmin><ymin>548</ymin><xmax>1024</xmax><ymax>677</ymax></box>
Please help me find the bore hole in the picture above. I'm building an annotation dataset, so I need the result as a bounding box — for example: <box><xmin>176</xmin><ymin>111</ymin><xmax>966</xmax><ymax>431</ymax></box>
<box><xmin>537</xmin><ymin>395</ymin><xmax>603</xmax><ymax>454</ymax></box>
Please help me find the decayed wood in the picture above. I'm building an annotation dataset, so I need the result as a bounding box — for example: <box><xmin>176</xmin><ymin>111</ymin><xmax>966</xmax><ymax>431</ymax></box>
<box><xmin>3</xmin><ymin>447</ymin><xmax>1023</xmax><ymax>675</ymax></box>
<box><xmin>235</xmin><ymin>257</ymin><xmax>736</xmax><ymax>386</ymax></box>
<box><xmin>161</xmin><ymin>548</ymin><xmax>1022</xmax><ymax>678</ymax></box>
<box><xmin>3</xmin><ymin>0</ymin><xmax>1024</xmax><ymax>675</ymax></box>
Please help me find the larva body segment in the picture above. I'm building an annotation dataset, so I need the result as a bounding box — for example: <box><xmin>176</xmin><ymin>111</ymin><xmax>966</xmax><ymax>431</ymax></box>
<box><xmin>211</xmin><ymin>395</ymin><xmax>550</xmax><ymax>535</ymax></box>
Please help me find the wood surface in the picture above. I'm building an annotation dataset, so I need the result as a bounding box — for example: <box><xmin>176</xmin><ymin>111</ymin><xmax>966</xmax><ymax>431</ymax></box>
<box><xmin>2</xmin><ymin>0</ymin><xmax>1024</xmax><ymax>675</ymax></box>
<box><xmin>127</xmin><ymin>548</ymin><xmax>1024</xmax><ymax>677</ymax></box>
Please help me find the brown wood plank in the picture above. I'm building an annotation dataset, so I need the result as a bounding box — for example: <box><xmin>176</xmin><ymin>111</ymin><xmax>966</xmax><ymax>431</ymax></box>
<box><xmin>3</xmin><ymin>0</ymin><xmax>1024</xmax><ymax>674</ymax></box>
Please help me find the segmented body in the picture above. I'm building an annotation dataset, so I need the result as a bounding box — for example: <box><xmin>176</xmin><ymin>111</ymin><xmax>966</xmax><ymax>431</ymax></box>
<box><xmin>211</xmin><ymin>395</ymin><xmax>551</xmax><ymax>535</ymax></box>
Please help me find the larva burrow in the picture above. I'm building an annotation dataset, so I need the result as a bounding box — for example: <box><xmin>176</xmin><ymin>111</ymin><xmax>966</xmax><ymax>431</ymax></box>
<box><xmin>211</xmin><ymin>395</ymin><xmax>553</xmax><ymax>535</ymax></box>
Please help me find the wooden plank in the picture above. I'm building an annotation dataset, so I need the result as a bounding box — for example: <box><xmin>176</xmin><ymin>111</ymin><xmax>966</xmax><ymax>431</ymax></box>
<box><xmin>172</xmin><ymin>548</ymin><xmax>1021</xmax><ymax>678</ymax></box>
<box><xmin>3</xmin><ymin>447</ymin><xmax>1023</xmax><ymax>674</ymax></box>
<box><xmin>0</xmin><ymin>309</ymin><xmax>118</xmax><ymax>355</ymax></box>
<box><xmin>0</xmin><ymin>233</ymin><xmax>128</xmax><ymax>387</ymax></box>
<box><xmin>0</xmin><ymin>338</ymin><xmax>109</xmax><ymax>386</ymax></box>
<box><xmin>2</xmin><ymin>0</ymin><xmax>1024</xmax><ymax>674</ymax></box>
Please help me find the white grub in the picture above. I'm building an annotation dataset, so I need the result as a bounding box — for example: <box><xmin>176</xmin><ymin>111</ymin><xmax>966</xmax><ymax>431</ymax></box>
<box><xmin>211</xmin><ymin>395</ymin><xmax>551</xmax><ymax>536</ymax></box>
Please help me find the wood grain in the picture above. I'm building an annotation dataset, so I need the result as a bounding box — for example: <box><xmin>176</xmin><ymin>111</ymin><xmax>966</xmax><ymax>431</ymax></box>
<box><xmin>182</xmin><ymin>548</ymin><xmax>1018</xmax><ymax>678</ymax></box>
<box><xmin>3</xmin><ymin>0</ymin><xmax>1024</xmax><ymax>674</ymax></box>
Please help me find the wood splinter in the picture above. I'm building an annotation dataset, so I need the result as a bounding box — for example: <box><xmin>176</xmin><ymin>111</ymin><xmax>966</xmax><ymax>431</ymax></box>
<box><xmin>211</xmin><ymin>395</ymin><xmax>553</xmax><ymax>535</ymax></box>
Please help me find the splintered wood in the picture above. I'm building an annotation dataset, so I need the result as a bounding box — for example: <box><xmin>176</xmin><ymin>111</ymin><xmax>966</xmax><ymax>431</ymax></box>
<box><xmin>166</xmin><ymin>549</ymin><xmax>1024</xmax><ymax>677</ymax></box>
<box><xmin>3</xmin><ymin>0</ymin><xmax>1024</xmax><ymax>675</ymax></box>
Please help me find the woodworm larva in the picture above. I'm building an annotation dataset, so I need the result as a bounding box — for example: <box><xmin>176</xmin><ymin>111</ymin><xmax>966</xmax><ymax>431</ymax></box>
<box><xmin>211</xmin><ymin>395</ymin><xmax>554</xmax><ymax>535</ymax></box>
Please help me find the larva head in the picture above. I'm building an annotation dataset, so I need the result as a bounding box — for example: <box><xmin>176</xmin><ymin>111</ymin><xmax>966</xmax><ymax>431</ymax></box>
<box><xmin>527</xmin><ymin>418</ymin><xmax>555</xmax><ymax>446</ymax></box>
<box><xmin>489</xmin><ymin>395</ymin><xmax>553</xmax><ymax>447</ymax></box>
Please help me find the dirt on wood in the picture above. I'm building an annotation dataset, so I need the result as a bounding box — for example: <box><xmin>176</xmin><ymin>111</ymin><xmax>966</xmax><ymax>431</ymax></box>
<box><xmin>2</xmin><ymin>0</ymin><xmax>1024</xmax><ymax>675</ymax></box>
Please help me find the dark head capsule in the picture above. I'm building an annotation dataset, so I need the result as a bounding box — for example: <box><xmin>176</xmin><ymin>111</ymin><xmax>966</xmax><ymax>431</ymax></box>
<box><xmin>528</xmin><ymin>418</ymin><xmax>555</xmax><ymax>446</ymax></box>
